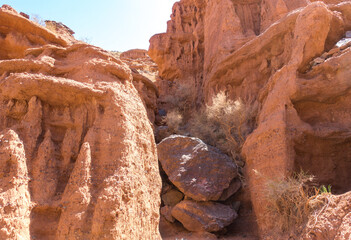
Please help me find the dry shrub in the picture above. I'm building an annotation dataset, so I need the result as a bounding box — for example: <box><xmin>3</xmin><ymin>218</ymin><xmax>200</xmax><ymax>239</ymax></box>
<box><xmin>31</xmin><ymin>14</ymin><xmax>45</xmax><ymax>26</ymax></box>
<box><xmin>45</xmin><ymin>22</ymin><xmax>57</xmax><ymax>33</ymax></box>
<box><xmin>189</xmin><ymin>92</ymin><xmax>257</xmax><ymax>168</ymax></box>
<box><xmin>162</xmin><ymin>82</ymin><xmax>193</xmax><ymax>134</ymax></box>
<box><xmin>189</xmin><ymin>110</ymin><xmax>225</xmax><ymax>148</ymax></box>
<box><xmin>206</xmin><ymin>92</ymin><xmax>256</xmax><ymax>153</ymax></box>
<box><xmin>163</xmin><ymin>82</ymin><xmax>194</xmax><ymax>114</ymax></box>
<box><xmin>165</xmin><ymin>110</ymin><xmax>183</xmax><ymax>133</ymax></box>
<box><xmin>263</xmin><ymin>171</ymin><xmax>319</xmax><ymax>235</ymax></box>
<box><xmin>79</xmin><ymin>37</ymin><xmax>92</xmax><ymax>44</ymax></box>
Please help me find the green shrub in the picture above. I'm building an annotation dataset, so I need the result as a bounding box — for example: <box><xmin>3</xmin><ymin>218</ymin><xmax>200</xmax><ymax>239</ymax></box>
<box><xmin>317</xmin><ymin>184</ymin><xmax>332</xmax><ymax>194</ymax></box>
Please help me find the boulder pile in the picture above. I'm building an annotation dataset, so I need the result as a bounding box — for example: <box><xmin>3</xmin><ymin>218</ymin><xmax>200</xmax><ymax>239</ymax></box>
<box><xmin>158</xmin><ymin>135</ymin><xmax>241</xmax><ymax>234</ymax></box>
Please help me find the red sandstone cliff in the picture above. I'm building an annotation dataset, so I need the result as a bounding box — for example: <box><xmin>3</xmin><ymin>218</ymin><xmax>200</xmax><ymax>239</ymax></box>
<box><xmin>2</xmin><ymin>1</ymin><xmax>351</xmax><ymax>239</ymax></box>
<box><xmin>150</xmin><ymin>0</ymin><xmax>351</xmax><ymax>238</ymax></box>
<box><xmin>0</xmin><ymin>5</ymin><xmax>161</xmax><ymax>240</ymax></box>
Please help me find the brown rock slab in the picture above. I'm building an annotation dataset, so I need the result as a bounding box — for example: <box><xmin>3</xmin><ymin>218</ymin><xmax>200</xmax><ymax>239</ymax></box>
<box><xmin>219</xmin><ymin>178</ymin><xmax>242</xmax><ymax>201</ymax></box>
<box><xmin>327</xmin><ymin>47</ymin><xmax>340</xmax><ymax>56</ymax></box>
<box><xmin>171</xmin><ymin>200</ymin><xmax>237</xmax><ymax>232</ymax></box>
<box><xmin>161</xmin><ymin>206</ymin><xmax>175</xmax><ymax>223</ymax></box>
<box><xmin>157</xmin><ymin>135</ymin><xmax>237</xmax><ymax>201</ymax></box>
<box><xmin>162</xmin><ymin>189</ymin><xmax>184</xmax><ymax>206</ymax></box>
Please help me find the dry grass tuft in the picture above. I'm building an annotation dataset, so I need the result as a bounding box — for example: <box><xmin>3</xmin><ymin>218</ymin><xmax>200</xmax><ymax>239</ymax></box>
<box><xmin>263</xmin><ymin>171</ymin><xmax>331</xmax><ymax>237</ymax></box>
<box><xmin>163</xmin><ymin>82</ymin><xmax>194</xmax><ymax>114</ymax></box>
<box><xmin>164</xmin><ymin>110</ymin><xmax>183</xmax><ymax>133</ymax></box>
<box><xmin>45</xmin><ymin>22</ymin><xmax>57</xmax><ymax>33</ymax></box>
<box><xmin>163</xmin><ymin>82</ymin><xmax>194</xmax><ymax>135</ymax></box>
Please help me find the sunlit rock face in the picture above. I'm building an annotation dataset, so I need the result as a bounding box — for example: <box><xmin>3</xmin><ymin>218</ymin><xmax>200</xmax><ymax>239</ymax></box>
<box><xmin>150</xmin><ymin>0</ymin><xmax>351</xmax><ymax>238</ymax></box>
<box><xmin>0</xmin><ymin>5</ymin><xmax>162</xmax><ymax>240</ymax></box>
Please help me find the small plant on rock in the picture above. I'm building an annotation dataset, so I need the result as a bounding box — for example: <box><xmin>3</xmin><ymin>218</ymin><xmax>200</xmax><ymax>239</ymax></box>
<box><xmin>317</xmin><ymin>185</ymin><xmax>332</xmax><ymax>194</ymax></box>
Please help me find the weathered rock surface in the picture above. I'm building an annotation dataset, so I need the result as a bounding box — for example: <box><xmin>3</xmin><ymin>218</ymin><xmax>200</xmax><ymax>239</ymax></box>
<box><xmin>45</xmin><ymin>20</ymin><xmax>76</xmax><ymax>43</ymax></box>
<box><xmin>304</xmin><ymin>192</ymin><xmax>351</xmax><ymax>239</ymax></box>
<box><xmin>241</xmin><ymin>2</ymin><xmax>351</xmax><ymax>234</ymax></box>
<box><xmin>219</xmin><ymin>178</ymin><xmax>242</xmax><ymax>202</ymax></box>
<box><xmin>0</xmin><ymin>5</ymin><xmax>72</xmax><ymax>60</ymax></box>
<box><xmin>120</xmin><ymin>49</ymin><xmax>158</xmax><ymax>81</ymax></box>
<box><xmin>119</xmin><ymin>49</ymin><xmax>159</xmax><ymax>124</ymax></box>
<box><xmin>148</xmin><ymin>0</ymin><xmax>310</xmax><ymax>104</ymax></box>
<box><xmin>157</xmin><ymin>135</ymin><xmax>237</xmax><ymax>201</ymax></box>
<box><xmin>0</xmin><ymin>5</ymin><xmax>161</xmax><ymax>240</ymax></box>
<box><xmin>171</xmin><ymin>200</ymin><xmax>237</xmax><ymax>232</ymax></box>
<box><xmin>150</xmin><ymin>0</ymin><xmax>351</xmax><ymax>238</ymax></box>
<box><xmin>0</xmin><ymin>129</ymin><xmax>31</xmax><ymax>240</ymax></box>
<box><xmin>160</xmin><ymin>215</ymin><xmax>218</xmax><ymax>240</ymax></box>
<box><xmin>160</xmin><ymin>206</ymin><xmax>175</xmax><ymax>223</ymax></box>
<box><xmin>121</xmin><ymin>49</ymin><xmax>149</xmax><ymax>59</ymax></box>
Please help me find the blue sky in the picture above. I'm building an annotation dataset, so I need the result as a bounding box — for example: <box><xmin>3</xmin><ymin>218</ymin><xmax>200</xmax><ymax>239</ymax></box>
<box><xmin>4</xmin><ymin>0</ymin><xmax>177</xmax><ymax>51</ymax></box>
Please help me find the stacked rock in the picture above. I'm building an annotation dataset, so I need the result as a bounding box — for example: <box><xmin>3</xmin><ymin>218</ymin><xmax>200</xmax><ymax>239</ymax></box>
<box><xmin>157</xmin><ymin>135</ymin><xmax>241</xmax><ymax>233</ymax></box>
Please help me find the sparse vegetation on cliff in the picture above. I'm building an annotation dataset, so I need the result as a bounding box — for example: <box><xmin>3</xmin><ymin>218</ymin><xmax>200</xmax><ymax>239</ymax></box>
<box><xmin>163</xmin><ymin>82</ymin><xmax>194</xmax><ymax>115</ymax></box>
<box><xmin>164</xmin><ymin>90</ymin><xmax>257</xmax><ymax>178</ymax></box>
<box><xmin>31</xmin><ymin>14</ymin><xmax>45</xmax><ymax>26</ymax></box>
<box><xmin>189</xmin><ymin>92</ymin><xmax>257</xmax><ymax>167</ymax></box>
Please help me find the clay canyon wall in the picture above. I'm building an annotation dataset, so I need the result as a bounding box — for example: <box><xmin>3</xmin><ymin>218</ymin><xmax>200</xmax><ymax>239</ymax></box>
<box><xmin>149</xmin><ymin>0</ymin><xmax>351</xmax><ymax>238</ymax></box>
<box><xmin>1</xmin><ymin>0</ymin><xmax>351</xmax><ymax>239</ymax></box>
<box><xmin>0</xmin><ymin>5</ymin><xmax>161</xmax><ymax>240</ymax></box>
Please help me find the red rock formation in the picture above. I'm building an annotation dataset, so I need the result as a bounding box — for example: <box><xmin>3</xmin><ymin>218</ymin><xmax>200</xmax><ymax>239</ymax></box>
<box><xmin>120</xmin><ymin>49</ymin><xmax>148</xmax><ymax>59</ymax></box>
<box><xmin>149</xmin><ymin>0</ymin><xmax>310</xmax><ymax>103</ymax></box>
<box><xmin>119</xmin><ymin>49</ymin><xmax>159</xmax><ymax>123</ymax></box>
<box><xmin>303</xmin><ymin>192</ymin><xmax>351</xmax><ymax>239</ymax></box>
<box><xmin>0</xmin><ymin>5</ymin><xmax>71</xmax><ymax>60</ymax></box>
<box><xmin>0</xmin><ymin>129</ymin><xmax>31</xmax><ymax>240</ymax></box>
<box><xmin>171</xmin><ymin>200</ymin><xmax>237</xmax><ymax>232</ymax></box>
<box><xmin>0</xmin><ymin>5</ymin><xmax>161</xmax><ymax>240</ymax></box>
<box><xmin>44</xmin><ymin>20</ymin><xmax>76</xmax><ymax>43</ymax></box>
<box><xmin>150</xmin><ymin>0</ymin><xmax>351</xmax><ymax>238</ymax></box>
